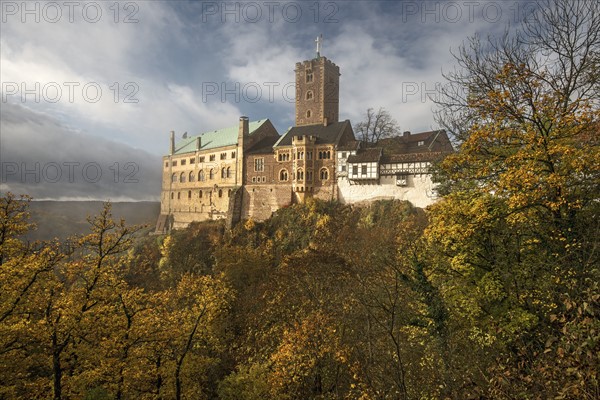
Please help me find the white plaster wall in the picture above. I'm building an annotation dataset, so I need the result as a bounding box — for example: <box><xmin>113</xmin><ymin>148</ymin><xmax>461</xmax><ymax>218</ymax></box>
<box><xmin>337</xmin><ymin>174</ymin><xmax>438</xmax><ymax>208</ymax></box>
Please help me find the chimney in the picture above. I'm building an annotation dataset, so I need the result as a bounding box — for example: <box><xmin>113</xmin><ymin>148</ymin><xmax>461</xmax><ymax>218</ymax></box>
<box><xmin>196</xmin><ymin>137</ymin><xmax>202</xmax><ymax>151</ymax></box>
<box><xmin>403</xmin><ymin>131</ymin><xmax>411</xmax><ymax>137</ymax></box>
<box><xmin>238</xmin><ymin>116</ymin><xmax>249</xmax><ymax>143</ymax></box>
<box><xmin>170</xmin><ymin>131</ymin><xmax>175</xmax><ymax>154</ymax></box>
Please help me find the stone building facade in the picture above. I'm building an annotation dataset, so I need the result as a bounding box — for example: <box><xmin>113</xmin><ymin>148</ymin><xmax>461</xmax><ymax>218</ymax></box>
<box><xmin>155</xmin><ymin>49</ymin><xmax>452</xmax><ymax>233</ymax></box>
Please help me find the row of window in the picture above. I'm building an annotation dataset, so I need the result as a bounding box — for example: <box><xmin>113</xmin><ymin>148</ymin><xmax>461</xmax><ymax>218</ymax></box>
<box><xmin>169</xmin><ymin>189</ymin><xmax>231</xmax><ymax>200</ymax></box>
<box><xmin>166</xmin><ymin>151</ymin><xmax>236</xmax><ymax>168</ymax></box>
<box><xmin>250</xmin><ymin>168</ymin><xmax>329</xmax><ymax>183</ymax></box>
<box><xmin>171</xmin><ymin>167</ymin><xmax>232</xmax><ymax>183</ymax></box>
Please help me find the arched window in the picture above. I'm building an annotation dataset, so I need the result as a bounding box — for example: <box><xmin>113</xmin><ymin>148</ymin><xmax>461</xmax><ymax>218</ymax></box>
<box><xmin>209</xmin><ymin>169</ymin><xmax>214</xmax><ymax>180</ymax></box>
<box><xmin>177</xmin><ymin>192</ymin><xmax>181</xmax><ymax>199</ymax></box>
<box><xmin>188</xmin><ymin>190</ymin><xmax>192</xmax><ymax>199</ymax></box>
<box><xmin>226</xmin><ymin>167</ymin><xmax>231</xmax><ymax>178</ymax></box>
<box><xmin>218</xmin><ymin>189</ymin><xmax>223</xmax><ymax>198</ymax></box>
<box><xmin>171</xmin><ymin>173</ymin><xmax>177</xmax><ymax>183</ymax></box>
<box><xmin>189</xmin><ymin>171</ymin><xmax>195</xmax><ymax>182</ymax></box>
<box><xmin>306</xmin><ymin>110</ymin><xmax>312</xmax><ymax>118</ymax></box>
<box><xmin>199</xmin><ymin>190</ymin><xmax>203</xmax><ymax>198</ymax></box>
<box><xmin>320</xmin><ymin>168</ymin><xmax>329</xmax><ymax>180</ymax></box>
<box><xmin>198</xmin><ymin>170</ymin><xmax>205</xmax><ymax>181</ymax></box>
<box><xmin>221</xmin><ymin>167</ymin><xmax>226</xmax><ymax>179</ymax></box>
<box><xmin>180</xmin><ymin>172</ymin><xmax>185</xmax><ymax>183</ymax></box>
<box><xmin>279</xmin><ymin>169</ymin><xmax>288</xmax><ymax>181</ymax></box>
<box><xmin>326</xmin><ymin>151</ymin><xmax>331</xmax><ymax>159</ymax></box>
<box><xmin>297</xmin><ymin>168</ymin><xmax>304</xmax><ymax>181</ymax></box>
<box><xmin>306</xmin><ymin>90</ymin><xmax>313</xmax><ymax>100</ymax></box>
<box><xmin>170</xmin><ymin>192</ymin><xmax>174</xmax><ymax>199</ymax></box>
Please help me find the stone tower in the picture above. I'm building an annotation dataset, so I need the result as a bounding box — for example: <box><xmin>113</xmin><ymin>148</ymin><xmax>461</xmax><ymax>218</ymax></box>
<box><xmin>295</xmin><ymin>45</ymin><xmax>340</xmax><ymax>126</ymax></box>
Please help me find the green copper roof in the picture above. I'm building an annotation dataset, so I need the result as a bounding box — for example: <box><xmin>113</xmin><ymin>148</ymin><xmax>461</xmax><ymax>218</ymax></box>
<box><xmin>173</xmin><ymin>119</ymin><xmax>268</xmax><ymax>155</ymax></box>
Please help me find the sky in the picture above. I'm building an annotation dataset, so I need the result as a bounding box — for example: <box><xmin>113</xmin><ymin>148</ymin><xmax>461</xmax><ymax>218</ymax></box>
<box><xmin>0</xmin><ymin>0</ymin><xmax>533</xmax><ymax>201</ymax></box>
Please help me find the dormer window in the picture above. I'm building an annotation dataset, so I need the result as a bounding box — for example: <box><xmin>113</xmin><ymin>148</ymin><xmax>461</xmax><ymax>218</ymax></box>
<box><xmin>418</xmin><ymin>141</ymin><xmax>425</xmax><ymax>146</ymax></box>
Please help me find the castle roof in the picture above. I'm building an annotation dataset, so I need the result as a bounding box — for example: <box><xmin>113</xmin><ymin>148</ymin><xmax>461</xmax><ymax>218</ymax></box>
<box><xmin>172</xmin><ymin>119</ymin><xmax>270</xmax><ymax>155</ymax></box>
<box><xmin>246</xmin><ymin>135</ymin><xmax>281</xmax><ymax>155</ymax></box>
<box><xmin>274</xmin><ymin>120</ymin><xmax>352</xmax><ymax>147</ymax></box>
<box><xmin>347</xmin><ymin>148</ymin><xmax>382</xmax><ymax>163</ymax></box>
<box><xmin>378</xmin><ymin>130</ymin><xmax>453</xmax><ymax>155</ymax></box>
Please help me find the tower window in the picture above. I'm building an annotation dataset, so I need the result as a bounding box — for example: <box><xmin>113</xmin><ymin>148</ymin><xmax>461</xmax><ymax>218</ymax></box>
<box><xmin>306</xmin><ymin>69</ymin><xmax>313</xmax><ymax>83</ymax></box>
<box><xmin>320</xmin><ymin>168</ymin><xmax>329</xmax><ymax>180</ymax></box>
<box><xmin>306</xmin><ymin>110</ymin><xmax>312</xmax><ymax>118</ymax></box>
<box><xmin>306</xmin><ymin>90</ymin><xmax>313</xmax><ymax>100</ymax></box>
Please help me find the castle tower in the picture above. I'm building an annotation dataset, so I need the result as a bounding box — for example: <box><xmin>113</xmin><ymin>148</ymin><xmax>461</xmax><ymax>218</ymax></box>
<box><xmin>295</xmin><ymin>35</ymin><xmax>340</xmax><ymax>126</ymax></box>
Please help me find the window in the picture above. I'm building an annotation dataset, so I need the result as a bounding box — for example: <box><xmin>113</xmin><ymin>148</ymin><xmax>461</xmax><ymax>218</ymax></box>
<box><xmin>279</xmin><ymin>169</ymin><xmax>288</xmax><ymax>181</ymax></box>
<box><xmin>170</xmin><ymin>192</ymin><xmax>174</xmax><ymax>199</ymax></box>
<box><xmin>199</xmin><ymin>156</ymin><xmax>205</xmax><ymax>163</ymax></box>
<box><xmin>218</xmin><ymin>189</ymin><xmax>223</xmax><ymax>198</ymax></box>
<box><xmin>361</xmin><ymin>165</ymin><xmax>367</xmax><ymax>175</ymax></box>
<box><xmin>180</xmin><ymin>172</ymin><xmax>186</xmax><ymax>183</ymax></box>
<box><xmin>254</xmin><ymin>158</ymin><xmax>264</xmax><ymax>172</ymax></box>
<box><xmin>226</xmin><ymin>167</ymin><xmax>231</xmax><ymax>178</ymax></box>
<box><xmin>297</xmin><ymin>151</ymin><xmax>304</xmax><ymax>160</ymax></box>
<box><xmin>165</xmin><ymin>162</ymin><xmax>169</xmax><ymax>168</ymax></box>
<box><xmin>190</xmin><ymin>158</ymin><xmax>195</xmax><ymax>164</ymax></box>
<box><xmin>341</xmin><ymin>165</ymin><xmax>346</xmax><ymax>172</ymax></box>
<box><xmin>306</xmin><ymin>110</ymin><xmax>312</xmax><ymax>118</ymax></box>
<box><xmin>199</xmin><ymin>190</ymin><xmax>203</xmax><ymax>198</ymax></box>
<box><xmin>189</xmin><ymin>171</ymin><xmax>195</xmax><ymax>182</ymax></box>
<box><xmin>172</xmin><ymin>160</ymin><xmax>177</xmax><ymax>166</ymax></box>
<box><xmin>306</xmin><ymin>170</ymin><xmax>313</xmax><ymax>182</ymax></box>
<box><xmin>342</xmin><ymin>152</ymin><xmax>347</xmax><ymax>158</ymax></box>
<box><xmin>252</xmin><ymin>177</ymin><xmax>256</xmax><ymax>183</ymax></box>
<box><xmin>171</xmin><ymin>173</ymin><xmax>177</xmax><ymax>183</ymax></box>
<box><xmin>181</xmin><ymin>159</ymin><xmax>186</xmax><ymax>166</ymax></box>
<box><xmin>297</xmin><ymin>168</ymin><xmax>304</xmax><ymax>181</ymax></box>
<box><xmin>306</xmin><ymin>90</ymin><xmax>313</xmax><ymax>100</ymax></box>
<box><xmin>352</xmin><ymin>165</ymin><xmax>358</xmax><ymax>175</ymax></box>
<box><xmin>188</xmin><ymin>190</ymin><xmax>192</xmax><ymax>199</ymax></box>
<box><xmin>320</xmin><ymin>168</ymin><xmax>329</xmax><ymax>180</ymax></box>
<box><xmin>231</xmin><ymin>151</ymin><xmax>236</xmax><ymax>159</ymax></box>
<box><xmin>210</xmin><ymin>154</ymin><xmax>215</xmax><ymax>161</ymax></box>
<box><xmin>306</xmin><ymin>69</ymin><xmax>313</xmax><ymax>83</ymax></box>
<box><xmin>177</xmin><ymin>192</ymin><xmax>181</xmax><ymax>199</ymax></box>
<box><xmin>209</xmin><ymin>168</ymin><xmax>214</xmax><ymax>180</ymax></box>
<box><xmin>278</xmin><ymin>152</ymin><xmax>290</xmax><ymax>161</ymax></box>
<box><xmin>198</xmin><ymin>170</ymin><xmax>205</xmax><ymax>181</ymax></box>
<box><xmin>307</xmin><ymin>151</ymin><xmax>312</xmax><ymax>160</ymax></box>
<box><xmin>418</xmin><ymin>141</ymin><xmax>425</xmax><ymax>146</ymax></box>
<box><xmin>220</xmin><ymin>153</ymin><xmax>227</xmax><ymax>160</ymax></box>
<box><xmin>318</xmin><ymin>150</ymin><xmax>331</xmax><ymax>160</ymax></box>
<box><xmin>221</xmin><ymin>167</ymin><xmax>226</xmax><ymax>179</ymax></box>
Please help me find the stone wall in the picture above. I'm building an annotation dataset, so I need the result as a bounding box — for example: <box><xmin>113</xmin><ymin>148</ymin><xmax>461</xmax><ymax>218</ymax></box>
<box><xmin>240</xmin><ymin>185</ymin><xmax>293</xmax><ymax>221</ymax></box>
<box><xmin>337</xmin><ymin>174</ymin><xmax>438</xmax><ymax>208</ymax></box>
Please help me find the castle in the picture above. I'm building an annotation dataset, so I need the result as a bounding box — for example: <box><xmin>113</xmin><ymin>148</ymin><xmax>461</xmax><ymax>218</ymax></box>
<box><xmin>155</xmin><ymin>43</ymin><xmax>452</xmax><ymax>232</ymax></box>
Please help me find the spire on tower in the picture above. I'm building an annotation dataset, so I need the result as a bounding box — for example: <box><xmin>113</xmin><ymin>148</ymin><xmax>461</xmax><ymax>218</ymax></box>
<box><xmin>315</xmin><ymin>34</ymin><xmax>323</xmax><ymax>58</ymax></box>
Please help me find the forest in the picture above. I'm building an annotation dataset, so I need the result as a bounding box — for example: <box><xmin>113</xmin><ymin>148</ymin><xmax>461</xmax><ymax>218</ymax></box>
<box><xmin>1</xmin><ymin>0</ymin><xmax>599</xmax><ymax>398</ymax></box>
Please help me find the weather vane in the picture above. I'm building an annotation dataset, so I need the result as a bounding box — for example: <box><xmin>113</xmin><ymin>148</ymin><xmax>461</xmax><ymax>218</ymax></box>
<box><xmin>315</xmin><ymin>34</ymin><xmax>323</xmax><ymax>57</ymax></box>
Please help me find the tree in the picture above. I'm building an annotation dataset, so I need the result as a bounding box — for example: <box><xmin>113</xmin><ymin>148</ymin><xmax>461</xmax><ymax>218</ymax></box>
<box><xmin>354</xmin><ymin>107</ymin><xmax>400</xmax><ymax>145</ymax></box>
<box><xmin>430</xmin><ymin>0</ymin><xmax>600</xmax><ymax>396</ymax></box>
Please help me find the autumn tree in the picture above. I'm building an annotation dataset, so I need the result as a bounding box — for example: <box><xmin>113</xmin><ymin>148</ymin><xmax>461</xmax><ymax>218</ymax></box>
<box><xmin>354</xmin><ymin>107</ymin><xmax>400</xmax><ymax>145</ymax></box>
<box><xmin>430</xmin><ymin>0</ymin><xmax>600</xmax><ymax>396</ymax></box>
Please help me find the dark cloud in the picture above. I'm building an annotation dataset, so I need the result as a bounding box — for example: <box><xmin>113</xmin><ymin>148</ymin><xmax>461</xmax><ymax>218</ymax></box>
<box><xmin>1</xmin><ymin>102</ymin><xmax>161</xmax><ymax>201</ymax></box>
